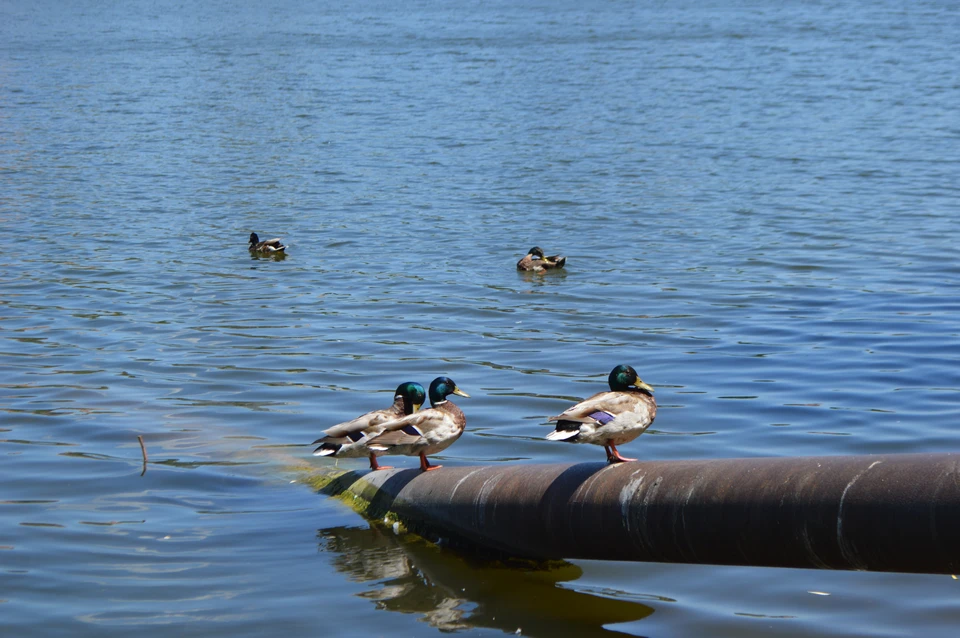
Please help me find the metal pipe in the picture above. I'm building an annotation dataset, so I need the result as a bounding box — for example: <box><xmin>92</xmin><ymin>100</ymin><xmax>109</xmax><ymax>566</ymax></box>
<box><xmin>308</xmin><ymin>453</ymin><xmax>960</xmax><ymax>575</ymax></box>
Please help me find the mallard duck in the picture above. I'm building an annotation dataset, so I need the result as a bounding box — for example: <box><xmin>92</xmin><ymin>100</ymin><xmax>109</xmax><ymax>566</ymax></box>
<box><xmin>517</xmin><ymin>246</ymin><xmax>566</xmax><ymax>272</ymax></box>
<box><xmin>367</xmin><ymin>376</ymin><xmax>470</xmax><ymax>472</ymax></box>
<box><xmin>545</xmin><ymin>364</ymin><xmax>656</xmax><ymax>463</ymax></box>
<box><xmin>249</xmin><ymin>232</ymin><xmax>287</xmax><ymax>254</ymax></box>
<box><xmin>312</xmin><ymin>382</ymin><xmax>426</xmax><ymax>471</ymax></box>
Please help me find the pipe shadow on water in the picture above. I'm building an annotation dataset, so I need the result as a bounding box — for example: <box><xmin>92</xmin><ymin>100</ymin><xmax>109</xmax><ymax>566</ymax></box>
<box><xmin>313</xmin><ymin>466</ymin><xmax>658</xmax><ymax>634</ymax></box>
<box><xmin>316</xmin><ymin>523</ymin><xmax>653</xmax><ymax>637</ymax></box>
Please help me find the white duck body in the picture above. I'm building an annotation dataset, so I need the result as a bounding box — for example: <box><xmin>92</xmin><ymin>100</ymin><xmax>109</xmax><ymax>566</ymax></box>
<box><xmin>312</xmin><ymin>399</ymin><xmax>407</xmax><ymax>459</ymax></box>
<box><xmin>312</xmin><ymin>381</ymin><xmax>425</xmax><ymax>470</ymax></box>
<box><xmin>546</xmin><ymin>389</ymin><xmax>656</xmax><ymax>446</ymax></box>
<box><xmin>368</xmin><ymin>400</ymin><xmax>466</xmax><ymax>458</ymax></box>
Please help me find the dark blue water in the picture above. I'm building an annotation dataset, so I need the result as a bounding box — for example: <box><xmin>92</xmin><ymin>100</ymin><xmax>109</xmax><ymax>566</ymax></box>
<box><xmin>3</xmin><ymin>0</ymin><xmax>960</xmax><ymax>635</ymax></box>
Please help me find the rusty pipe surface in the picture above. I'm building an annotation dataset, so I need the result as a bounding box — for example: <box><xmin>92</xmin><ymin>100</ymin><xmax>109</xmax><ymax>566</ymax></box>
<box><xmin>318</xmin><ymin>453</ymin><xmax>960</xmax><ymax>574</ymax></box>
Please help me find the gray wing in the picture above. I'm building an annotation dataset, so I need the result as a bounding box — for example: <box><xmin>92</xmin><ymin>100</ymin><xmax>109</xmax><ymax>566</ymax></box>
<box><xmin>367</xmin><ymin>411</ymin><xmax>445</xmax><ymax>448</ymax></box>
<box><xmin>548</xmin><ymin>391</ymin><xmax>644</xmax><ymax>424</ymax></box>
<box><xmin>313</xmin><ymin>408</ymin><xmax>392</xmax><ymax>444</ymax></box>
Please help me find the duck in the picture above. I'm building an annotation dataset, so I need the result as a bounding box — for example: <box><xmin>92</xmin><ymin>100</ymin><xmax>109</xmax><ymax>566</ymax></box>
<box><xmin>312</xmin><ymin>382</ymin><xmax>426</xmax><ymax>471</ymax></box>
<box><xmin>249</xmin><ymin>232</ymin><xmax>287</xmax><ymax>254</ymax></box>
<box><xmin>545</xmin><ymin>364</ymin><xmax>656</xmax><ymax>463</ymax></box>
<box><xmin>517</xmin><ymin>246</ymin><xmax>566</xmax><ymax>272</ymax></box>
<box><xmin>367</xmin><ymin>376</ymin><xmax>470</xmax><ymax>472</ymax></box>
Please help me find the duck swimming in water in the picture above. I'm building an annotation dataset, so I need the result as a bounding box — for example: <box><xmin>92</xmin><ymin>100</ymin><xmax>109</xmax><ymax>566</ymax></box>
<box><xmin>249</xmin><ymin>232</ymin><xmax>287</xmax><ymax>255</ymax></box>
<box><xmin>545</xmin><ymin>365</ymin><xmax>656</xmax><ymax>463</ymax></box>
<box><xmin>517</xmin><ymin>246</ymin><xmax>566</xmax><ymax>272</ymax></box>
<box><xmin>312</xmin><ymin>382</ymin><xmax>426</xmax><ymax>471</ymax></box>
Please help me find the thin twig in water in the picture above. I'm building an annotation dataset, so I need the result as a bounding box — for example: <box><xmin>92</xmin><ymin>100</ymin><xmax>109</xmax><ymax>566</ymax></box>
<box><xmin>137</xmin><ymin>435</ymin><xmax>148</xmax><ymax>476</ymax></box>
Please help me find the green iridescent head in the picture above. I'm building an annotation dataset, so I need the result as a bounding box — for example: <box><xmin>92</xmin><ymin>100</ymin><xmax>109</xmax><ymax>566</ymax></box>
<box><xmin>249</xmin><ymin>232</ymin><xmax>260</xmax><ymax>246</ymax></box>
<box><xmin>528</xmin><ymin>247</ymin><xmax>545</xmax><ymax>258</ymax></box>
<box><xmin>394</xmin><ymin>382</ymin><xmax>426</xmax><ymax>415</ymax></box>
<box><xmin>428</xmin><ymin>376</ymin><xmax>470</xmax><ymax>406</ymax></box>
<box><xmin>608</xmin><ymin>364</ymin><xmax>654</xmax><ymax>394</ymax></box>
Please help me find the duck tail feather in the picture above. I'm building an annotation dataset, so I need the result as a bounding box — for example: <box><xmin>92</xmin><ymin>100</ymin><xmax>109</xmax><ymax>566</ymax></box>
<box><xmin>313</xmin><ymin>443</ymin><xmax>341</xmax><ymax>457</ymax></box>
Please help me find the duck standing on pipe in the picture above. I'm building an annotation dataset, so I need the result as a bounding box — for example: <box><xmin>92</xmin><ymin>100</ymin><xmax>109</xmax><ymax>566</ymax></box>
<box><xmin>312</xmin><ymin>382</ymin><xmax>426</xmax><ymax>471</ymax></box>
<box><xmin>367</xmin><ymin>377</ymin><xmax>470</xmax><ymax>472</ymax></box>
<box><xmin>545</xmin><ymin>365</ymin><xmax>656</xmax><ymax>463</ymax></box>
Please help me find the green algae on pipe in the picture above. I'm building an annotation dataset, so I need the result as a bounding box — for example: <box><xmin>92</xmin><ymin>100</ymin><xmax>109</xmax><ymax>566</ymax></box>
<box><xmin>303</xmin><ymin>453</ymin><xmax>960</xmax><ymax>575</ymax></box>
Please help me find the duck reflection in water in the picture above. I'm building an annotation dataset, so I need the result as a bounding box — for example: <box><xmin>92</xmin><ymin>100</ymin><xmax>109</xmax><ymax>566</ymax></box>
<box><xmin>249</xmin><ymin>250</ymin><xmax>287</xmax><ymax>262</ymax></box>
<box><xmin>317</xmin><ymin>524</ymin><xmax>653</xmax><ymax>636</ymax></box>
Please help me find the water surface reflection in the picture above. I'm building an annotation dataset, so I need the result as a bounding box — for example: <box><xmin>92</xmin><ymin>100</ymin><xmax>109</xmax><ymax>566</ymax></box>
<box><xmin>318</xmin><ymin>524</ymin><xmax>653</xmax><ymax>636</ymax></box>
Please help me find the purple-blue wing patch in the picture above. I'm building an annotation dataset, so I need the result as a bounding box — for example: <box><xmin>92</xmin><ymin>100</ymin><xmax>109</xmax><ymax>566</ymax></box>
<box><xmin>401</xmin><ymin>425</ymin><xmax>423</xmax><ymax>437</ymax></box>
<box><xmin>347</xmin><ymin>431</ymin><xmax>365</xmax><ymax>442</ymax></box>
<box><xmin>588</xmin><ymin>411</ymin><xmax>615</xmax><ymax>425</ymax></box>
